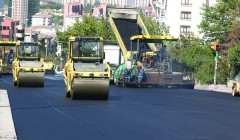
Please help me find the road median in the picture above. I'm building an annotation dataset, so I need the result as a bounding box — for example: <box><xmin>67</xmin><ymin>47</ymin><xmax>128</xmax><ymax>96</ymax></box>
<box><xmin>0</xmin><ymin>90</ymin><xmax>17</xmax><ymax>140</ymax></box>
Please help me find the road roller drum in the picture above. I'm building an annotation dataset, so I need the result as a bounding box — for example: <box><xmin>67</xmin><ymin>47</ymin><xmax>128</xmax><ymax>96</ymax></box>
<box><xmin>17</xmin><ymin>72</ymin><xmax>44</xmax><ymax>87</ymax></box>
<box><xmin>71</xmin><ymin>79</ymin><xmax>109</xmax><ymax>100</ymax></box>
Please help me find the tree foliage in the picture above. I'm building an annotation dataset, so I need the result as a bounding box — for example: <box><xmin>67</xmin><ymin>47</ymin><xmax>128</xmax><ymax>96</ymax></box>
<box><xmin>53</xmin><ymin>15</ymin><xmax>63</xmax><ymax>26</ymax></box>
<box><xmin>171</xmin><ymin>33</ymin><xmax>229</xmax><ymax>84</ymax></box>
<box><xmin>56</xmin><ymin>16</ymin><xmax>115</xmax><ymax>51</ymax></box>
<box><xmin>199</xmin><ymin>1</ymin><xmax>236</xmax><ymax>43</ymax></box>
<box><xmin>140</xmin><ymin>12</ymin><xmax>169</xmax><ymax>35</ymax></box>
<box><xmin>198</xmin><ymin>0</ymin><xmax>240</xmax><ymax>81</ymax></box>
<box><xmin>40</xmin><ymin>2</ymin><xmax>62</xmax><ymax>10</ymax></box>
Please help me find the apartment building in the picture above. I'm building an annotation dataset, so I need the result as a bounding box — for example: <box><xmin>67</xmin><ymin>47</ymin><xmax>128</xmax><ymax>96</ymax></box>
<box><xmin>32</xmin><ymin>13</ymin><xmax>53</xmax><ymax>26</ymax></box>
<box><xmin>28</xmin><ymin>0</ymin><xmax>40</xmax><ymax>26</ymax></box>
<box><xmin>65</xmin><ymin>13</ymin><xmax>83</xmax><ymax>28</ymax></box>
<box><xmin>0</xmin><ymin>0</ymin><xmax>4</xmax><ymax>15</ymax></box>
<box><xmin>11</xmin><ymin>0</ymin><xmax>28</xmax><ymax>26</ymax></box>
<box><xmin>157</xmin><ymin>0</ymin><xmax>217</xmax><ymax>38</ymax></box>
<box><xmin>62</xmin><ymin>0</ymin><xmax>87</xmax><ymax>5</ymax></box>
<box><xmin>63</xmin><ymin>2</ymin><xmax>83</xmax><ymax>29</ymax></box>
<box><xmin>62</xmin><ymin>0</ymin><xmax>152</xmax><ymax>7</ymax></box>
<box><xmin>92</xmin><ymin>3</ymin><xmax>108</xmax><ymax>18</ymax></box>
<box><xmin>1</xmin><ymin>16</ymin><xmax>19</xmax><ymax>41</ymax></box>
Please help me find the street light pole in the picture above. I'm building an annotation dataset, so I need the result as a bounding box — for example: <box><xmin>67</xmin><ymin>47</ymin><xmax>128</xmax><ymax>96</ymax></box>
<box><xmin>213</xmin><ymin>50</ymin><xmax>218</xmax><ymax>85</ymax></box>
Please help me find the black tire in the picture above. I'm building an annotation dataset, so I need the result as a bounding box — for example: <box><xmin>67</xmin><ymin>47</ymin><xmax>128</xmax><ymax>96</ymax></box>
<box><xmin>65</xmin><ymin>86</ymin><xmax>70</xmax><ymax>98</ymax></box>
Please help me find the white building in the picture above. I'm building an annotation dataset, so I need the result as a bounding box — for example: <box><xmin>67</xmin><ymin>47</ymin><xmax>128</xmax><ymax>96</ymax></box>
<box><xmin>12</xmin><ymin>0</ymin><xmax>28</xmax><ymax>26</ymax></box>
<box><xmin>62</xmin><ymin>0</ymin><xmax>152</xmax><ymax>7</ymax></box>
<box><xmin>154</xmin><ymin>0</ymin><xmax>216</xmax><ymax>38</ymax></box>
<box><xmin>65</xmin><ymin>14</ymin><xmax>83</xmax><ymax>29</ymax></box>
<box><xmin>62</xmin><ymin>0</ymin><xmax>86</xmax><ymax>5</ymax></box>
<box><xmin>32</xmin><ymin>13</ymin><xmax>53</xmax><ymax>26</ymax></box>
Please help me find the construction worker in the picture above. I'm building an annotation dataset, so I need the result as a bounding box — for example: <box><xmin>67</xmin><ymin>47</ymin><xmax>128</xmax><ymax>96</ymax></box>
<box><xmin>125</xmin><ymin>59</ymin><xmax>132</xmax><ymax>83</ymax></box>
<box><xmin>159</xmin><ymin>45</ymin><xmax>166</xmax><ymax>62</ymax></box>
<box><xmin>135</xmin><ymin>61</ymin><xmax>144</xmax><ymax>83</ymax></box>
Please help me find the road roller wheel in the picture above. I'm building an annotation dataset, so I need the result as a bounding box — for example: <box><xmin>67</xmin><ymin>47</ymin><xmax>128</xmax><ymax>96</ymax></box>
<box><xmin>17</xmin><ymin>79</ymin><xmax>20</xmax><ymax>87</ymax></box>
<box><xmin>65</xmin><ymin>86</ymin><xmax>70</xmax><ymax>98</ymax></box>
<box><xmin>70</xmin><ymin>80</ymin><xmax>76</xmax><ymax>100</ymax></box>
<box><xmin>13</xmin><ymin>78</ymin><xmax>17</xmax><ymax>86</ymax></box>
<box><xmin>13</xmin><ymin>81</ymin><xmax>17</xmax><ymax>86</ymax></box>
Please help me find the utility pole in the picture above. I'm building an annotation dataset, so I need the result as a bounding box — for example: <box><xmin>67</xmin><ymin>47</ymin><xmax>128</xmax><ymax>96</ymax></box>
<box><xmin>213</xmin><ymin>50</ymin><xmax>218</xmax><ymax>85</ymax></box>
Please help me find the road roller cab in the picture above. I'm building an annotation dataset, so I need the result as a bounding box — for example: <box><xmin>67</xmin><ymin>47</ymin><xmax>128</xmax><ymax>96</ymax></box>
<box><xmin>12</xmin><ymin>41</ymin><xmax>45</xmax><ymax>87</ymax></box>
<box><xmin>64</xmin><ymin>37</ymin><xmax>110</xmax><ymax>100</ymax></box>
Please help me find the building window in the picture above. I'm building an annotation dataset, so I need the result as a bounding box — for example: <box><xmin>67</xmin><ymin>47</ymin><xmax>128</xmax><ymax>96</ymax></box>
<box><xmin>180</xmin><ymin>25</ymin><xmax>191</xmax><ymax>33</ymax></box>
<box><xmin>181</xmin><ymin>11</ymin><xmax>191</xmax><ymax>19</ymax></box>
<box><xmin>181</xmin><ymin>0</ymin><xmax>192</xmax><ymax>5</ymax></box>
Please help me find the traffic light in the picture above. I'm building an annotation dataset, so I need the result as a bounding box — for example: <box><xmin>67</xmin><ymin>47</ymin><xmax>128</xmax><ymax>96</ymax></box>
<box><xmin>211</xmin><ymin>42</ymin><xmax>220</xmax><ymax>51</ymax></box>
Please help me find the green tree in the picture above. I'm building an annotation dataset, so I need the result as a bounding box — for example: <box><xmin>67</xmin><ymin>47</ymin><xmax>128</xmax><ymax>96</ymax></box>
<box><xmin>56</xmin><ymin>16</ymin><xmax>115</xmax><ymax>51</ymax></box>
<box><xmin>140</xmin><ymin>12</ymin><xmax>169</xmax><ymax>35</ymax></box>
<box><xmin>53</xmin><ymin>15</ymin><xmax>63</xmax><ymax>26</ymax></box>
<box><xmin>227</xmin><ymin>44</ymin><xmax>240</xmax><ymax>77</ymax></box>
<box><xmin>199</xmin><ymin>1</ymin><xmax>236</xmax><ymax>43</ymax></box>
<box><xmin>199</xmin><ymin>0</ymin><xmax>240</xmax><ymax>81</ymax></box>
<box><xmin>171</xmin><ymin>33</ymin><xmax>218</xmax><ymax>84</ymax></box>
<box><xmin>40</xmin><ymin>2</ymin><xmax>62</xmax><ymax>10</ymax></box>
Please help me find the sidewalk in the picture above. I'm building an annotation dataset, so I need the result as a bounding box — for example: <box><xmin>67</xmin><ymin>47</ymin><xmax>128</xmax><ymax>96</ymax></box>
<box><xmin>194</xmin><ymin>84</ymin><xmax>232</xmax><ymax>94</ymax></box>
<box><xmin>0</xmin><ymin>90</ymin><xmax>17</xmax><ymax>140</ymax></box>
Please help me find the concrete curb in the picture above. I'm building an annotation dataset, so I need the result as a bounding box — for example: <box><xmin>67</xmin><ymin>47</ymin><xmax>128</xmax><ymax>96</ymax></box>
<box><xmin>0</xmin><ymin>90</ymin><xmax>17</xmax><ymax>140</ymax></box>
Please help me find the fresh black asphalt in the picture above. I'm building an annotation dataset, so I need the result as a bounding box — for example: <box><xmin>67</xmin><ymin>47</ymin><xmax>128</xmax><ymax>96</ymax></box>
<box><xmin>1</xmin><ymin>75</ymin><xmax>240</xmax><ymax>140</ymax></box>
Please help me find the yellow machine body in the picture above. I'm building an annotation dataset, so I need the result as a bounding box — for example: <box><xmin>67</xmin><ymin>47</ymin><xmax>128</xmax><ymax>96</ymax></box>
<box><xmin>12</xmin><ymin>41</ymin><xmax>45</xmax><ymax>87</ymax></box>
<box><xmin>0</xmin><ymin>41</ymin><xmax>17</xmax><ymax>75</ymax></box>
<box><xmin>64</xmin><ymin>37</ymin><xmax>110</xmax><ymax>100</ymax></box>
<box><xmin>44</xmin><ymin>60</ymin><xmax>54</xmax><ymax>74</ymax></box>
<box><xmin>0</xmin><ymin>54</ymin><xmax>2</xmax><ymax>77</ymax></box>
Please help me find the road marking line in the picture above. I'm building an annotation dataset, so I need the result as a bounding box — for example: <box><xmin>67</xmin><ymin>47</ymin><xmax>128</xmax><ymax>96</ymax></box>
<box><xmin>0</xmin><ymin>90</ymin><xmax>17</xmax><ymax>140</ymax></box>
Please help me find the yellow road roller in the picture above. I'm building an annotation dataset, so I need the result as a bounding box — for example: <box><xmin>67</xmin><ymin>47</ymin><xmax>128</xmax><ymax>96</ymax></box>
<box><xmin>64</xmin><ymin>37</ymin><xmax>110</xmax><ymax>100</ymax></box>
<box><xmin>44</xmin><ymin>60</ymin><xmax>55</xmax><ymax>74</ymax></box>
<box><xmin>12</xmin><ymin>41</ymin><xmax>45</xmax><ymax>87</ymax></box>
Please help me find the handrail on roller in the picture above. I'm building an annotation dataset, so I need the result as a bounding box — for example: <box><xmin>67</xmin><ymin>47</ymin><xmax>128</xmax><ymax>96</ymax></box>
<box><xmin>108</xmin><ymin>12</ymin><xmax>128</xmax><ymax>62</ymax></box>
<box><xmin>137</xmin><ymin>15</ymin><xmax>157</xmax><ymax>52</ymax></box>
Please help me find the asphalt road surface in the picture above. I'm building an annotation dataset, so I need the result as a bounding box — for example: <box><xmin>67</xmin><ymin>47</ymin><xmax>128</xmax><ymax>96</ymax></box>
<box><xmin>1</xmin><ymin>75</ymin><xmax>240</xmax><ymax>140</ymax></box>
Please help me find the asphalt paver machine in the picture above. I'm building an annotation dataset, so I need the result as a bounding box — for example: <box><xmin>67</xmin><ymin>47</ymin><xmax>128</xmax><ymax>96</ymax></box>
<box><xmin>113</xmin><ymin>35</ymin><xmax>195</xmax><ymax>88</ymax></box>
